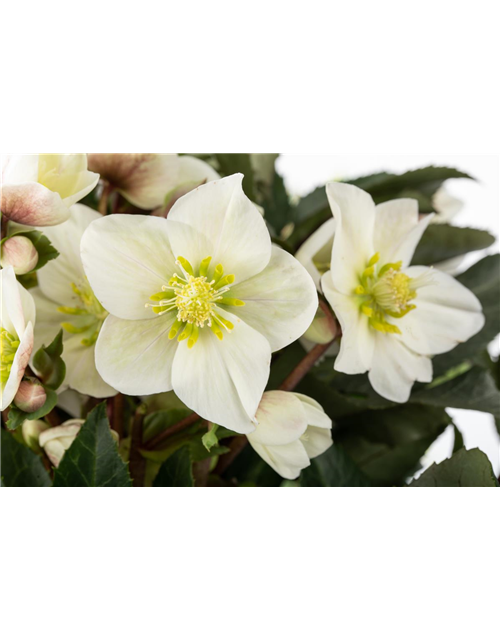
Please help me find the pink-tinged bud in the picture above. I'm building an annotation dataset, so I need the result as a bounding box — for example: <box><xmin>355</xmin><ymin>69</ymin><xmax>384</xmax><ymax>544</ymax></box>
<box><xmin>13</xmin><ymin>377</ymin><xmax>47</xmax><ymax>412</ymax></box>
<box><xmin>39</xmin><ymin>419</ymin><xmax>84</xmax><ymax>467</ymax></box>
<box><xmin>1</xmin><ymin>236</ymin><xmax>38</xmax><ymax>275</ymax></box>
<box><xmin>22</xmin><ymin>419</ymin><xmax>50</xmax><ymax>451</ymax></box>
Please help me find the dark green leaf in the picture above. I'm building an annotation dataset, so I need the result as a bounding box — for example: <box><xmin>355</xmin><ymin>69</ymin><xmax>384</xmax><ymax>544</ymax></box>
<box><xmin>32</xmin><ymin>329</ymin><xmax>66</xmax><ymax>390</ymax></box>
<box><xmin>300</xmin><ymin>444</ymin><xmax>371</xmax><ymax>487</ymax></box>
<box><xmin>153</xmin><ymin>446</ymin><xmax>194</xmax><ymax>487</ymax></box>
<box><xmin>412</xmin><ymin>366</ymin><xmax>500</xmax><ymax>418</ymax></box>
<box><xmin>412</xmin><ymin>225</ymin><xmax>495</xmax><ymax>266</ymax></box>
<box><xmin>452</xmin><ymin>425</ymin><xmax>464</xmax><ymax>453</ymax></box>
<box><xmin>53</xmin><ymin>403</ymin><xmax>132</xmax><ymax>487</ymax></box>
<box><xmin>336</xmin><ymin>405</ymin><xmax>451</xmax><ymax>485</ymax></box>
<box><xmin>261</xmin><ymin>171</ymin><xmax>292</xmax><ymax>233</ymax></box>
<box><xmin>214</xmin><ymin>154</ymin><xmax>256</xmax><ymax>201</ymax></box>
<box><xmin>6</xmin><ymin>387</ymin><xmax>58</xmax><ymax>431</ymax></box>
<box><xmin>1</xmin><ymin>429</ymin><xmax>51</xmax><ymax>487</ymax></box>
<box><xmin>409</xmin><ymin>448</ymin><xmax>499</xmax><ymax>487</ymax></box>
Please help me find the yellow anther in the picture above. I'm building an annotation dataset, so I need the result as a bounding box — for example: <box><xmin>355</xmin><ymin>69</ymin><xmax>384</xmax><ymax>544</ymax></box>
<box><xmin>368</xmin><ymin>252</ymin><xmax>380</xmax><ymax>267</ymax></box>
<box><xmin>178</xmin><ymin>322</ymin><xmax>193</xmax><ymax>342</ymax></box>
<box><xmin>57</xmin><ymin>306</ymin><xmax>89</xmax><ymax>315</ymax></box>
<box><xmin>61</xmin><ymin>322</ymin><xmax>94</xmax><ymax>334</ymax></box>
<box><xmin>213</xmin><ymin>264</ymin><xmax>224</xmax><ymax>283</ymax></box>
<box><xmin>214</xmin><ymin>315</ymin><xmax>234</xmax><ymax>331</ymax></box>
<box><xmin>354</xmin><ymin>285</ymin><xmax>365</xmax><ymax>295</ymax></box>
<box><xmin>361</xmin><ymin>304</ymin><xmax>373</xmax><ymax>317</ymax></box>
<box><xmin>209</xmin><ymin>323</ymin><xmax>224</xmax><ymax>340</ymax></box>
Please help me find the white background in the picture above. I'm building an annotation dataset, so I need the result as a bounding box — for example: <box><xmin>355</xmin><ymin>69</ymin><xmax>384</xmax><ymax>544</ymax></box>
<box><xmin>278</xmin><ymin>154</ymin><xmax>500</xmax><ymax>476</ymax></box>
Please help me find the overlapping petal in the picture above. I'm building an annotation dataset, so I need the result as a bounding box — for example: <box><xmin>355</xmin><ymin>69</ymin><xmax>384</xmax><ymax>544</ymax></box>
<box><xmin>168</xmin><ymin>174</ymin><xmax>271</xmax><ymax>284</ymax></box>
<box><xmin>1</xmin><ymin>321</ymin><xmax>34</xmax><ymax>410</ymax></box>
<box><xmin>248</xmin><ymin>391</ymin><xmax>308</xmax><ymax>446</ymax></box>
<box><xmin>229</xmin><ymin>245</ymin><xmax>318</xmax><ymax>351</ymax></box>
<box><xmin>249</xmin><ymin>440</ymin><xmax>311</xmax><ymax>480</ymax></box>
<box><xmin>295</xmin><ymin>218</ymin><xmax>335</xmax><ymax>290</ymax></box>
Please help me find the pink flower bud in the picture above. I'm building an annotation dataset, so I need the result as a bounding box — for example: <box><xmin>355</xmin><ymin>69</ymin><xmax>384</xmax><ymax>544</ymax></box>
<box><xmin>1</xmin><ymin>236</ymin><xmax>38</xmax><ymax>275</ymax></box>
<box><xmin>13</xmin><ymin>378</ymin><xmax>47</xmax><ymax>413</ymax></box>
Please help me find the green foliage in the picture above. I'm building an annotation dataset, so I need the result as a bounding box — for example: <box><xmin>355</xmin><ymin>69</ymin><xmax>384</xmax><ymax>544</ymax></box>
<box><xmin>6</xmin><ymin>387</ymin><xmax>58</xmax><ymax>431</ymax></box>
<box><xmin>412</xmin><ymin>225</ymin><xmax>495</xmax><ymax>266</ymax></box>
<box><xmin>300</xmin><ymin>444</ymin><xmax>372</xmax><ymax>487</ymax></box>
<box><xmin>53</xmin><ymin>403</ymin><xmax>132</xmax><ymax>487</ymax></box>
<box><xmin>153</xmin><ymin>447</ymin><xmax>194</xmax><ymax>487</ymax></box>
<box><xmin>32</xmin><ymin>329</ymin><xmax>66</xmax><ymax>390</ymax></box>
<box><xmin>336</xmin><ymin>405</ymin><xmax>451</xmax><ymax>485</ymax></box>
<box><xmin>1</xmin><ymin>429</ymin><xmax>51</xmax><ymax>487</ymax></box>
<box><xmin>409</xmin><ymin>448</ymin><xmax>499</xmax><ymax>487</ymax></box>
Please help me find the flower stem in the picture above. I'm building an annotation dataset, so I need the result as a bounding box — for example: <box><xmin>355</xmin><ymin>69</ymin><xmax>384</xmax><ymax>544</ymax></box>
<box><xmin>129</xmin><ymin>403</ymin><xmax>147</xmax><ymax>487</ymax></box>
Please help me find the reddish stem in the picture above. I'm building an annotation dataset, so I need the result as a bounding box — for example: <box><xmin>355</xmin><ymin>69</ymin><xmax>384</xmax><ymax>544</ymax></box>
<box><xmin>144</xmin><ymin>412</ymin><xmax>200</xmax><ymax>450</ymax></box>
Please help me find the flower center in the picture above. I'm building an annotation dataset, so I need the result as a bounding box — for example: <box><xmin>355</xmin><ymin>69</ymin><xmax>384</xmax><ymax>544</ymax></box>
<box><xmin>146</xmin><ymin>255</ymin><xmax>245</xmax><ymax>349</ymax></box>
<box><xmin>1</xmin><ymin>327</ymin><xmax>20</xmax><ymax>384</ymax></box>
<box><xmin>354</xmin><ymin>253</ymin><xmax>433</xmax><ymax>334</ymax></box>
<box><xmin>57</xmin><ymin>278</ymin><xmax>108</xmax><ymax>347</ymax></box>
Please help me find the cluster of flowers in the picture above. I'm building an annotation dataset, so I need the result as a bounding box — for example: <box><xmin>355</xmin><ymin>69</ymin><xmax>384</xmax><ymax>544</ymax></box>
<box><xmin>1</xmin><ymin>154</ymin><xmax>485</xmax><ymax>479</ymax></box>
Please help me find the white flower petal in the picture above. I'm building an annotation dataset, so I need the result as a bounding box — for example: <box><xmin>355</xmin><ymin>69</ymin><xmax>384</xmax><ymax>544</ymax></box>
<box><xmin>1</xmin><ymin>266</ymin><xmax>25</xmax><ymax>337</ymax></box>
<box><xmin>248</xmin><ymin>391</ymin><xmax>308</xmax><ymax>446</ymax></box>
<box><xmin>229</xmin><ymin>245</ymin><xmax>318</xmax><ymax>352</ymax></box>
<box><xmin>394</xmin><ymin>266</ymin><xmax>485</xmax><ymax>355</ymax></box>
<box><xmin>95</xmin><ymin>314</ymin><xmax>178</xmax><ymax>396</ymax></box>
<box><xmin>326</xmin><ymin>182</ymin><xmax>375</xmax><ymax>293</ymax></box>
<box><xmin>171</xmin><ymin>312</ymin><xmax>271</xmax><ymax>434</ymax></box>
<box><xmin>249</xmin><ymin>439</ymin><xmax>310</xmax><ymax>480</ymax></box>
<box><xmin>176</xmin><ymin>155</ymin><xmax>220</xmax><ymax>185</ymax></box>
<box><xmin>293</xmin><ymin>393</ymin><xmax>332</xmax><ymax>429</ymax></box>
<box><xmin>295</xmin><ymin>218</ymin><xmax>335</xmax><ymax>290</ymax></box>
<box><xmin>322</xmin><ymin>271</ymin><xmax>374</xmax><ymax>374</ymax></box>
<box><xmin>374</xmin><ymin>199</ymin><xmax>420</xmax><ymax>265</ymax></box>
<box><xmin>81</xmin><ymin>214</ymin><xmax>177</xmax><ymax>320</ymax></box>
<box><xmin>301</xmin><ymin>426</ymin><xmax>333</xmax><ymax>459</ymax></box>
<box><xmin>63</xmin><ymin>335</ymin><xmax>117</xmax><ymax>398</ymax></box>
<box><xmin>168</xmin><ymin>174</ymin><xmax>271</xmax><ymax>284</ymax></box>
<box><xmin>36</xmin><ymin>205</ymin><xmax>99</xmax><ymax>306</ymax></box>
<box><xmin>1</xmin><ymin>322</ymin><xmax>34</xmax><ymax>410</ymax></box>
<box><xmin>88</xmin><ymin>153</ymin><xmax>180</xmax><ymax>209</ymax></box>
<box><xmin>368</xmin><ymin>334</ymin><xmax>432</xmax><ymax>403</ymax></box>
<box><xmin>2</xmin><ymin>155</ymin><xmax>39</xmax><ymax>184</ymax></box>
<box><xmin>164</xmin><ymin>219</ymin><xmax>215</xmax><ymax>274</ymax></box>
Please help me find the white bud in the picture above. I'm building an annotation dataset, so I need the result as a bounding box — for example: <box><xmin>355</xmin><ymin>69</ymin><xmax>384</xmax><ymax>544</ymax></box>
<box><xmin>1</xmin><ymin>236</ymin><xmax>38</xmax><ymax>275</ymax></box>
<box><xmin>22</xmin><ymin>419</ymin><xmax>50</xmax><ymax>451</ymax></box>
<box><xmin>246</xmin><ymin>391</ymin><xmax>333</xmax><ymax>479</ymax></box>
<box><xmin>14</xmin><ymin>378</ymin><xmax>47</xmax><ymax>412</ymax></box>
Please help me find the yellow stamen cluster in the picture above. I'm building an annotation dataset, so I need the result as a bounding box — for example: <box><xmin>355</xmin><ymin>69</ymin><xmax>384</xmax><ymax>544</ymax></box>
<box><xmin>354</xmin><ymin>253</ymin><xmax>423</xmax><ymax>335</ymax></box>
<box><xmin>1</xmin><ymin>328</ymin><xmax>20</xmax><ymax>384</ymax></box>
<box><xmin>146</xmin><ymin>255</ymin><xmax>245</xmax><ymax>349</ymax></box>
<box><xmin>57</xmin><ymin>279</ymin><xmax>108</xmax><ymax>347</ymax></box>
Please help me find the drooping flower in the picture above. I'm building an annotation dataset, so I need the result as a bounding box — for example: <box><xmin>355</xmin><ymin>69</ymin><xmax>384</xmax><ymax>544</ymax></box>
<box><xmin>0</xmin><ymin>266</ymin><xmax>36</xmax><ymax>410</ymax></box>
<box><xmin>31</xmin><ymin>205</ymin><xmax>116</xmax><ymax>398</ymax></box>
<box><xmin>39</xmin><ymin>418</ymin><xmax>119</xmax><ymax>467</ymax></box>
<box><xmin>321</xmin><ymin>182</ymin><xmax>485</xmax><ymax>402</ymax></box>
<box><xmin>87</xmin><ymin>153</ymin><xmax>219</xmax><ymax>211</ymax></box>
<box><xmin>81</xmin><ymin>174</ymin><xmax>318</xmax><ymax>432</ymax></box>
<box><xmin>246</xmin><ymin>391</ymin><xmax>333</xmax><ymax>479</ymax></box>
<box><xmin>1</xmin><ymin>154</ymin><xmax>99</xmax><ymax>226</ymax></box>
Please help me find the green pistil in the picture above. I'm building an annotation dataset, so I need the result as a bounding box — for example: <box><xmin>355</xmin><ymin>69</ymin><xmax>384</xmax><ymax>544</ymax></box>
<box><xmin>147</xmin><ymin>255</ymin><xmax>245</xmax><ymax>349</ymax></box>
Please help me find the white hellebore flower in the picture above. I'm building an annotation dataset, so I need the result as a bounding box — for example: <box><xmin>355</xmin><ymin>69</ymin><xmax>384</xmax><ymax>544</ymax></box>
<box><xmin>246</xmin><ymin>391</ymin><xmax>333</xmax><ymax>479</ymax></box>
<box><xmin>39</xmin><ymin>419</ymin><xmax>119</xmax><ymax>467</ymax></box>
<box><xmin>1</xmin><ymin>154</ymin><xmax>99</xmax><ymax>226</ymax></box>
<box><xmin>31</xmin><ymin>205</ymin><xmax>117</xmax><ymax>398</ymax></box>
<box><xmin>0</xmin><ymin>266</ymin><xmax>36</xmax><ymax>410</ymax></box>
<box><xmin>87</xmin><ymin>153</ymin><xmax>219</xmax><ymax>211</ymax></box>
<box><xmin>81</xmin><ymin>174</ymin><xmax>318</xmax><ymax>432</ymax></box>
<box><xmin>321</xmin><ymin>182</ymin><xmax>485</xmax><ymax>403</ymax></box>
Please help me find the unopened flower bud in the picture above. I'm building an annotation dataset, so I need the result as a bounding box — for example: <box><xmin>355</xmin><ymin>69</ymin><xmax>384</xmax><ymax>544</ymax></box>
<box><xmin>14</xmin><ymin>377</ymin><xmax>47</xmax><ymax>412</ymax></box>
<box><xmin>302</xmin><ymin>307</ymin><xmax>337</xmax><ymax>345</ymax></box>
<box><xmin>22</xmin><ymin>419</ymin><xmax>50</xmax><ymax>451</ymax></box>
<box><xmin>1</xmin><ymin>236</ymin><xmax>39</xmax><ymax>275</ymax></box>
<box><xmin>39</xmin><ymin>419</ymin><xmax>84</xmax><ymax>467</ymax></box>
